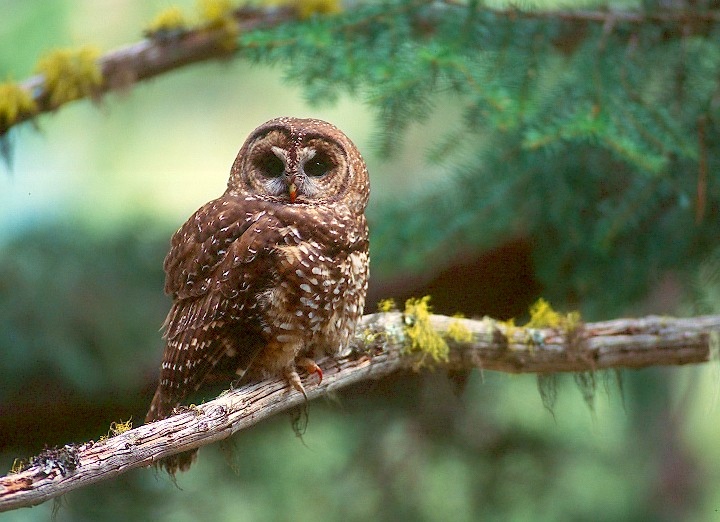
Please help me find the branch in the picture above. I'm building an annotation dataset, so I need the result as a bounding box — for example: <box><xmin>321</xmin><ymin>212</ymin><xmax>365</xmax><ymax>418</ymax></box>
<box><xmin>1</xmin><ymin>312</ymin><xmax>718</xmax><ymax>512</ymax></box>
<box><xmin>461</xmin><ymin>4</ymin><xmax>720</xmax><ymax>24</ymax></box>
<box><xmin>3</xmin><ymin>2</ymin><xmax>719</xmax><ymax>136</ymax></box>
<box><xmin>1</xmin><ymin>5</ymin><xmax>297</xmax><ymax>136</ymax></box>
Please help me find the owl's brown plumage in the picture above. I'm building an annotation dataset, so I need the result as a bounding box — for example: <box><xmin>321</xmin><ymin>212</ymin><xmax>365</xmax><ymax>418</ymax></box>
<box><xmin>145</xmin><ymin>117</ymin><xmax>369</xmax><ymax>473</ymax></box>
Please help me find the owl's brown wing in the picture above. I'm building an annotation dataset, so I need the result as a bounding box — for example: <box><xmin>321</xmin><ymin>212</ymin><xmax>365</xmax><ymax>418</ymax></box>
<box><xmin>147</xmin><ymin>197</ymin><xmax>284</xmax><ymax>423</ymax></box>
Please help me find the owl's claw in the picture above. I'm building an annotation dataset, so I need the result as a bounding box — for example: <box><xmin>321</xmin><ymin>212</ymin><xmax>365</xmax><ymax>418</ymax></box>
<box><xmin>298</xmin><ymin>357</ymin><xmax>323</xmax><ymax>384</ymax></box>
<box><xmin>284</xmin><ymin>367</ymin><xmax>308</xmax><ymax>400</ymax></box>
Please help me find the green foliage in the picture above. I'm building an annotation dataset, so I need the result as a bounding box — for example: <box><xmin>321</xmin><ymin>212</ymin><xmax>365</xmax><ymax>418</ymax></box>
<box><xmin>238</xmin><ymin>0</ymin><xmax>720</xmax><ymax>318</ymax></box>
<box><xmin>0</xmin><ymin>220</ymin><xmax>168</xmax><ymax>399</ymax></box>
<box><xmin>2</xmin><ymin>2</ymin><xmax>719</xmax><ymax>520</ymax></box>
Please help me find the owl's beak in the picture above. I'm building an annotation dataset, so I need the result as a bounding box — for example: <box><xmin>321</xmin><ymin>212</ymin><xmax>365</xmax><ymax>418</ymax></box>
<box><xmin>288</xmin><ymin>175</ymin><xmax>297</xmax><ymax>203</ymax></box>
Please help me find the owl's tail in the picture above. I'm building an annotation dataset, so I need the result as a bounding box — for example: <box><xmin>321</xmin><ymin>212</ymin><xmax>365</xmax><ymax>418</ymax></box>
<box><xmin>145</xmin><ymin>387</ymin><xmax>199</xmax><ymax>475</ymax></box>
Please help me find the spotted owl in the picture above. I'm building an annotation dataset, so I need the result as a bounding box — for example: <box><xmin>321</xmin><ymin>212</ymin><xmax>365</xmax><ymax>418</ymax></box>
<box><xmin>145</xmin><ymin>117</ymin><xmax>369</xmax><ymax>473</ymax></box>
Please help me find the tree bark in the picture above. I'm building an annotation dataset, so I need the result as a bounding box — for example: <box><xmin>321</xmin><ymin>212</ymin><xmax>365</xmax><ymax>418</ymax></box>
<box><xmin>1</xmin><ymin>312</ymin><xmax>718</xmax><ymax>512</ymax></box>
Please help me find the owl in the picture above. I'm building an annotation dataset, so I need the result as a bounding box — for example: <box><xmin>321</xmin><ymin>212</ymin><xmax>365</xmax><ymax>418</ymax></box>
<box><xmin>145</xmin><ymin>117</ymin><xmax>370</xmax><ymax>473</ymax></box>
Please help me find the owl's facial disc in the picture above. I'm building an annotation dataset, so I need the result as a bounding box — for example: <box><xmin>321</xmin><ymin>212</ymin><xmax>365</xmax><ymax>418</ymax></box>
<box><xmin>242</xmin><ymin>127</ymin><xmax>346</xmax><ymax>204</ymax></box>
<box><xmin>261</xmin><ymin>146</ymin><xmax>335</xmax><ymax>203</ymax></box>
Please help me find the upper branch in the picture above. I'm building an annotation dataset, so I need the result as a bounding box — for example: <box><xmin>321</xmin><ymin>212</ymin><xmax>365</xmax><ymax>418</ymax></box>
<box><xmin>1</xmin><ymin>5</ymin><xmax>297</xmax><ymax>136</ymax></box>
<box><xmin>3</xmin><ymin>2</ymin><xmax>719</xmax><ymax>136</ymax></box>
<box><xmin>1</xmin><ymin>312</ymin><xmax>718</xmax><ymax>512</ymax></box>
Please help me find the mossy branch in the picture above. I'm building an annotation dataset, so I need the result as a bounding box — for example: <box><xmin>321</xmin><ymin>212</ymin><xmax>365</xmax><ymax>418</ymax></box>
<box><xmin>1</xmin><ymin>311</ymin><xmax>719</xmax><ymax>513</ymax></box>
<box><xmin>0</xmin><ymin>4</ymin><xmax>298</xmax><ymax>136</ymax></box>
<box><xmin>3</xmin><ymin>2</ymin><xmax>719</xmax><ymax>137</ymax></box>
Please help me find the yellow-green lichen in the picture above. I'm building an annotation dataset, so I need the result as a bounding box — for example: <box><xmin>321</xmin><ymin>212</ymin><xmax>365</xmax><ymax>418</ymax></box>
<box><xmin>525</xmin><ymin>298</ymin><xmax>581</xmax><ymax>331</ymax></box>
<box><xmin>109</xmin><ymin>418</ymin><xmax>133</xmax><ymax>437</ymax></box>
<box><xmin>145</xmin><ymin>6</ymin><xmax>189</xmax><ymax>35</ymax></box>
<box><xmin>35</xmin><ymin>46</ymin><xmax>103</xmax><ymax>107</ymax></box>
<box><xmin>500</xmin><ymin>317</ymin><xmax>517</xmax><ymax>341</ymax></box>
<box><xmin>362</xmin><ymin>327</ymin><xmax>379</xmax><ymax>344</ymax></box>
<box><xmin>198</xmin><ymin>0</ymin><xmax>239</xmax><ymax>50</ymax></box>
<box><xmin>446</xmin><ymin>313</ymin><xmax>473</xmax><ymax>343</ymax></box>
<box><xmin>0</xmin><ymin>82</ymin><xmax>37</xmax><ymax>130</ymax></box>
<box><xmin>377</xmin><ymin>298</ymin><xmax>397</xmax><ymax>313</ymax></box>
<box><xmin>97</xmin><ymin>417</ymin><xmax>133</xmax><ymax>443</ymax></box>
<box><xmin>294</xmin><ymin>0</ymin><xmax>342</xmax><ymax>19</ymax></box>
<box><xmin>9</xmin><ymin>458</ymin><xmax>27</xmax><ymax>474</ymax></box>
<box><xmin>403</xmin><ymin>296</ymin><xmax>449</xmax><ymax>365</ymax></box>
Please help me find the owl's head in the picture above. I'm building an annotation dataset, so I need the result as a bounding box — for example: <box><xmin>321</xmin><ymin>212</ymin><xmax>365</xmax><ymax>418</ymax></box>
<box><xmin>228</xmin><ymin>117</ymin><xmax>369</xmax><ymax>214</ymax></box>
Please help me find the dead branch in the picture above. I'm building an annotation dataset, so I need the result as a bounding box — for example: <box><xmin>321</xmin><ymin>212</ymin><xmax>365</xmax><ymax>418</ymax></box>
<box><xmin>1</xmin><ymin>312</ymin><xmax>718</xmax><ymax>512</ymax></box>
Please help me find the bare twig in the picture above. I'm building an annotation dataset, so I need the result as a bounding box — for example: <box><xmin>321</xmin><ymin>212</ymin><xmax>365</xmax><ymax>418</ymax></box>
<box><xmin>1</xmin><ymin>312</ymin><xmax>718</xmax><ymax>513</ymax></box>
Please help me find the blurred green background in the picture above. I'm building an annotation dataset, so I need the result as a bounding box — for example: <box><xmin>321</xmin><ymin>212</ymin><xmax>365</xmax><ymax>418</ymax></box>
<box><xmin>1</xmin><ymin>1</ymin><xmax>720</xmax><ymax>520</ymax></box>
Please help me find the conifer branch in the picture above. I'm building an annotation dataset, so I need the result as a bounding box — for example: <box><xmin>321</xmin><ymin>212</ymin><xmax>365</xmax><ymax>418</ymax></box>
<box><xmin>470</xmin><ymin>5</ymin><xmax>720</xmax><ymax>25</ymax></box>
<box><xmin>3</xmin><ymin>2</ymin><xmax>719</xmax><ymax>137</ymax></box>
<box><xmin>1</xmin><ymin>312</ymin><xmax>718</xmax><ymax>513</ymax></box>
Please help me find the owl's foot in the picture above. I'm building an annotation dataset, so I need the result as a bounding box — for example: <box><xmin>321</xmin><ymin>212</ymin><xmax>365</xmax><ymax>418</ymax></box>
<box><xmin>297</xmin><ymin>357</ymin><xmax>323</xmax><ymax>384</ymax></box>
<box><xmin>283</xmin><ymin>358</ymin><xmax>322</xmax><ymax>399</ymax></box>
<box><xmin>284</xmin><ymin>367</ymin><xmax>308</xmax><ymax>400</ymax></box>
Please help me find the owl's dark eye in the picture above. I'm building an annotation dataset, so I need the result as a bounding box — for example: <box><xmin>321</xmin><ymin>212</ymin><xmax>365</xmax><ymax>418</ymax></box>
<box><xmin>304</xmin><ymin>152</ymin><xmax>334</xmax><ymax>178</ymax></box>
<box><xmin>255</xmin><ymin>151</ymin><xmax>284</xmax><ymax>178</ymax></box>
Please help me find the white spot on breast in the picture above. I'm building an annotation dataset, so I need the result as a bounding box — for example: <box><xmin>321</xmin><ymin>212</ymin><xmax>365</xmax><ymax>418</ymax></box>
<box><xmin>300</xmin><ymin>297</ymin><xmax>319</xmax><ymax>309</ymax></box>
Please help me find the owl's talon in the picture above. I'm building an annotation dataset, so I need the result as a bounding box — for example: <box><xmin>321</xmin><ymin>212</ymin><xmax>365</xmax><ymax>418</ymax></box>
<box><xmin>284</xmin><ymin>367</ymin><xmax>308</xmax><ymax>399</ymax></box>
<box><xmin>298</xmin><ymin>357</ymin><xmax>323</xmax><ymax>384</ymax></box>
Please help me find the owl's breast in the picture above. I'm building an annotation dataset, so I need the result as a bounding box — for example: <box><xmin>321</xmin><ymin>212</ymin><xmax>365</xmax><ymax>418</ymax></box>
<box><xmin>254</xmin><ymin>217</ymin><xmax>368</xmax><ymax>366</ymax></box>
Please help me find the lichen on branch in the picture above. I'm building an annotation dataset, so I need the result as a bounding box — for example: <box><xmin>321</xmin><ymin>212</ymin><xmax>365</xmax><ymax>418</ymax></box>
<box><xmin>0</xmin><ymin>83</ymin><xmax>37</xmax><ymax>132</ymax></box>
<box><xmin>35</xmin><ymin>47</ymin><xmax>103</xmax><ymax>107</ymax></box>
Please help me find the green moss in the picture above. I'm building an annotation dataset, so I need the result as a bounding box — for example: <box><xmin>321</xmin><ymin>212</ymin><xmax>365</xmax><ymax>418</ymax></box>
<box><xmin>402</xmin><ymin>296</ymin><xmax>449</xmax><ymax>365</ymax></box>
<box><xmin>294</xmin><ymin>0</ymin><xmax>342</xmax><ymax>19</ymax></box>
<box><xmin>0</xmin><ymin>82</ymin><xmax>37</xmax><ymax>131</ymax></box>
<box><xmin>525</xmin><ymin>298</ymin><xmax>581</xmax><ymax>331</ymax></box>
<box><xmin>199</xmin><ymin>0</ymin><xmax>233</xmax><ymax>21</ymax></box>
<box><xmin>447</xmin><ymin>313</ymin><xmax>473</xmax><ymax>343</ymax></box>
<box><xmin>198</xmin><ymin>0</ymin><xmax>239</xmax><ymax>50</ymax></box>
<box><xmin>35</xmin><ymin>46</ymin><xmax>103</xmax><ymax>107</ymax></box>
<box><xmin>9</xmin><ymin>458</ymin><xmax>27</xmax><ymax>474</ymax></box>
<box><xmin>145</xmin><ymin>7</ymin><xmax>189</xmax><ymax>35</ymax></box>
<box><xmin>377</xmin><ymin>298</ymin><xmax>397</xmax><ymax>313</ymax></box>
<box><xmin>108</xmin><ymin>418</ymin><xmax>133</xmax><ymax>437</ymax></box>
